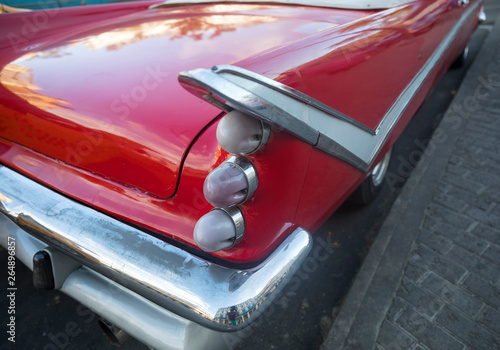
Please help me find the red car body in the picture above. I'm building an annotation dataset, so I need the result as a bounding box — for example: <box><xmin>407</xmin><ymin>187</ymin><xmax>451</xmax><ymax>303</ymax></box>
<box><xmin>0</xmin><ymin>0</ymin><xmax>483</xmax><ymax>348</ymax></box>
<box><xmin>0</xmin><ymin>0</ymin><xmax>482</xmax><ymax>264</ymax></box>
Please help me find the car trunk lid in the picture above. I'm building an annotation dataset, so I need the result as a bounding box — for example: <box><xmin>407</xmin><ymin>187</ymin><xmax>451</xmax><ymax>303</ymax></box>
<box><xmin>0</xmin><ymin>3</ymin><xmax>373</xmax><ymax>198</ymax></box>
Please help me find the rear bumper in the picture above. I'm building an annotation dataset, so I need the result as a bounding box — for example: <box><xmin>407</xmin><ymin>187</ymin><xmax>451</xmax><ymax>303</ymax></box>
<box><xmin>0</xmin><ymin>165</ymin><xmax>312</xmax><ymax>348</ymax></box>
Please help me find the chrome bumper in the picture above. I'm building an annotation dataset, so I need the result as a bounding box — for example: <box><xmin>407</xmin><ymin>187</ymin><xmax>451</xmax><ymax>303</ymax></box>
<box><xmin>0</xmin><ymin>217</ymin><xmax>231</xmax><ymax>350</ymax></box>
<box><xmin>0</xmin><ymin>165</ymin><xmax>312</xmax><ymax>344</ymax></box>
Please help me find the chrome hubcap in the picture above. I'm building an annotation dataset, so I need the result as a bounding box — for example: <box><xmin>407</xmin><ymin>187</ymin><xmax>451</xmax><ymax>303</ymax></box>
<box><xmin>371</xmin><ymin>149</ymin><xmax>392</xmax><ymax>187</ymax></box>
<box><xmin>463</xmin><ymin>44</ymin><xmax>469</xmax><ymax>61</ymax></box>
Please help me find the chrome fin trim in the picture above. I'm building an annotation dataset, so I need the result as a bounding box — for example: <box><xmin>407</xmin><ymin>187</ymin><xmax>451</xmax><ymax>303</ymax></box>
<box><xmin>179</xmin><ymin>67</ymin><xmax>321</xmax><ymax>145</ymax></box>
<box><xmin>179</xmin><ymin>67</ymin><xmax>371</xmax><ymax>171</ymax></box>
<box><xmin>213</xmin><ymin>65</ymin><xmax>375</xmax><ymax>135</ymax></box>
<box><xmin>179</xmin><ymin>0</ymin><xmax>481</xmax><ymax>173</ymax></box>
<box><xmin>0</xmin><ymin>165</ymin><xmax>312</xmax><ymax>332</ymax></box>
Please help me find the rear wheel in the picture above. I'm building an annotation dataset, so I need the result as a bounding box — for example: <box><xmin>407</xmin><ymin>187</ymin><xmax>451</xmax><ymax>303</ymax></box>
<box><xmin>349</xmin><ymin>148</ymin><xmax>392</xmax><ymax>205</ymax></box>
<box><xmin>451</xmin><ymin>43</ymin><xmax>469</xmax><ymax>69</ymax></box>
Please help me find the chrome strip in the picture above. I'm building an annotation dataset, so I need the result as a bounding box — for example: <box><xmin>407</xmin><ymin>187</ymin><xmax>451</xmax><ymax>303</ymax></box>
<box><xmin>150</xmin><ymin>0</ymin><xmax>413</xmax><ymax>11</ymax></box>
<box><xmin>217</xmin><ymin>206</ymin><xmax>245</xmax><ymax>246</ymax></box>
<box><xmin>179</xmin><ymin>1</ymin><xmax>481</xmax><ymax>172</ymax></box>
<box><xmin>213</xmin><ymin>65</ymin><xmax>375</xmax><ymax>135</ymax></box>
<box><xmin>374</xmin><ymin>0</ymin><xmax>482</xmax><ymax>155</ymax></box>
<box><xmin>0</xmin><ymin>165</ymin><xmax>312</xmax><ymax>332</ymax></box>
<box><xmin>180</xmin><ymin>67</ymin><xmax>321</xmax><ymax>145</ymax></box>
<box><xmin>225</xmin><ymin>156</ymin><xmax>258</xmax><ymax>203</ymax></box>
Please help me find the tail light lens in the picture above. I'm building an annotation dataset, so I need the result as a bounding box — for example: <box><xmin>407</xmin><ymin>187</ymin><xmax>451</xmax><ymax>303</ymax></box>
<box><xmin>194</xmin><ymin>111</ymin><xmax>270</xmax><ymax>252</ymax></box>
<box><xmin>193</xmin><ymin>207</ymin><xmax>245</xmax><ymax>252</ymax></box>
<box><xmin>203</xmin><ymin>156</ymin><xmax>257</xmax><ymax>208</ymax></box>
<box><xmin>216</xmin><ymin>110</ymin><xmax>270</xmax><ymax>155</ymax></box>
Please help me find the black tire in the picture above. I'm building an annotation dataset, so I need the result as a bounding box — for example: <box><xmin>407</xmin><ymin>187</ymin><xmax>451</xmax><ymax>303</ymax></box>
<box><xmin>349</xmin><ymin>148</ymin><xmax>392</xmax><ymax>205</ymax></box>
<box><xmin>451</xmin><ymin>43</ymin><xmax>469</xmax><ymax>69</ymax></box>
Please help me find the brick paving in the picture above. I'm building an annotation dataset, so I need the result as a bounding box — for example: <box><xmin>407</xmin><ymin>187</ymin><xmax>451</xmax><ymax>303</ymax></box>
<box><xmin>375</xmin><ymin>20</ymin><xmax>500</xmax><ymax>350</ymax></box>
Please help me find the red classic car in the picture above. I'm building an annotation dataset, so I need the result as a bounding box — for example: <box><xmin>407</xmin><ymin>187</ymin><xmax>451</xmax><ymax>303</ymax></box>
<box><xmin>0</xmin><ymin>0</ymin><xmax>484</xmax><ymax>348</ymax></box>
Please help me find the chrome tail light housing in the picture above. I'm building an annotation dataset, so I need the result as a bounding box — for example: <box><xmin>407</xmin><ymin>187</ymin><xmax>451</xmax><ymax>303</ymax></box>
<box><xmin>194</xmin><ymin>110</ymin><xmax>270</xmax><ymax>253</ymax></box>
<box><xmin>203</xmin><ymin>156</ymin><xmax>257</xmax><ymax>208</ymax></box>
<box><xmin>193</xmin><ymin>207</ymin><xmax>245</xmax><ymax>252</ymax></box>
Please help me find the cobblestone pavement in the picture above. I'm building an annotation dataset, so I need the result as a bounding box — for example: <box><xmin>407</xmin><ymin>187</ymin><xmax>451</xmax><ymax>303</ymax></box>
<box><xmin>376</xmin><ymin>17</ymin><xmax>500</xmax><ymax>350</ymax></box>
<box><xmin>323</xmin><ymin>9</ymin><xmax>500</xmax><ymax>350</ymax></box>
<box><xmin>378</xmin><ymin>130</ymin><xmax>500</xmax><ymax>348</ymax></box>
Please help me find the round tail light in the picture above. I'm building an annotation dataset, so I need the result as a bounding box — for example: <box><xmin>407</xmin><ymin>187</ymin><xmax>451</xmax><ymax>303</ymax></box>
<box><xmin>193</xmin><ymin>207</ymin><xmax>245</xmax><ymax>252</ymax></box>
<box><xmin>216</xmin><ymin>110</ymin><xmax>270</xmax><ymax>155</ymax></box>
<box><xmin>203</xmin><ymin>156</ymin><xmax>257</xmax><ymax>208</ymax></box>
